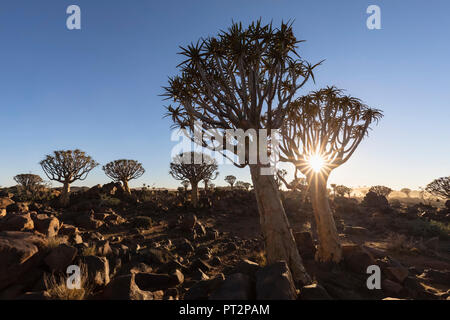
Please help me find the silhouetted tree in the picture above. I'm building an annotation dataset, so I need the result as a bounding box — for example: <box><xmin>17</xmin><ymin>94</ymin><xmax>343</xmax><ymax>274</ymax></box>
<box><xmin>14</xmin><ymin>174</ymin><xmax>44</xmax><ymax>193</ymax></box>
<box><xmin>425</xmin><ymin>176</ymin><xmax>450</xmax><ymax>199</ymax></box>
<box><xmin>335</xmin><ymin>185</ymin><xmax>351</xmax><ymax>198</ymax></box>
<box><xmin>102</xmin><ymin>159</ymin><xmax>145</xmax><ymax>195</ymax></box>
<box><xmin>164</xmin><ymin>20</ymin><xmax>319</xmax><ymax>283</ymax></box>
<box><xmin>170</xmin><ymin>152</ymin><xmax>218</xmax><ymax>207</ymax></box>
<box><xmin>224</xmin><ymin>175</ymin><xmax>236</xmax><ymax>189</ymax></box>
<box><xmin>236</xmin><ymin>181</ymin><xmax>251</xmax><ymax>190</ymax></box>
<box><xmin>330</xmin><ymin>184</ymin><xmax>337</xmax><ymax>198</ymax></box>
<box><xmin>202</xmin><ymin>170</ymin><xmax>219</xmax><ymax>191</ymax></box>
<box><xmin>369</xmin><ymin>185</ymin><xmax>392</xmax><ymax>197</ymax></box>
<box><xmin>40</xmin><ymin>149</ymin><xmax>98</xmax><ymax>206</ymax></box>
<box><xmin>400</xmin><ymin>188</ymin><xmax>411</xmax><ymax>198</ymax></box>
<box><xmin>280</xmin><ymin>87</ymin><xmax>382</xmax><ymax>262</ymax></box>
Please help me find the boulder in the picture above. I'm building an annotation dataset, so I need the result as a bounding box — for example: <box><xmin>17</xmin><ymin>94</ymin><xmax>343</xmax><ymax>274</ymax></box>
<box><xmin>33</xmin><ymin>215</ymin><xmax>60</xmax><ymax>237</ymax></box>
<box><xmin>255</xmin><ymin>261</ymin><xmax>297</xmax><ymax>300</ymax></box>
<box><xmin>344</xmin><ymin>226</ymin><xmax>369</xmax><ymax>236</ymax></box>
<box><xmin>382</xmin><ymin>279</ymin><xmax>403</xmax><ymax>296</ymax></box>
<box><xmin>134</xmin><ymin>269</ymin><xmax>184</xmax><ymax>291</ymax></box>
<box><xmin>0</xmin><ymin>197</ymin><xmax>14</xmax><ymax>210</ymax></box>
<box><xmin>184</xmin><ymin>274</ymin><xmax>225</xmax><ymax>300</ymax></box>
<box><xmin>6</xmin><ymin>202</ymin><xmax>29</xmax><ymax>214</ymax></box>
<box><xmin>98</xmin><ymin>274</ymin><xmax>162</xmax><ymax>300</ymax></box>
<box><xmin>44</xmin><ymin>244</ymin><xmax>77</xmax><ymax>272</ymax></box>
<box><xmin>0</xmin><ymin>213</ymin><xmax>34</xmax><ymax>232</ymax></box>
<box><xmin>293</xmin><ymin>231</ymin><xmax>316</xmax><ymax>259</ymax></box>
<box><xmin>75</xmin><ymin>214</ymin><xmax>104</xmax><ymax>230</ymax></box>
<box><xmin>341</xmin><ymin>243</ymin><xmax>375</xmax><ymax>274</ymax></box>
<box><xmin>81</xmin><ymin>255</ymin><xmax>110</xmax><ymax>287</ymax></box>
<box><xmin>209</xmin><ymin>273</ymin><xmax>253</xmax><ymax>300</ymax></box>
<box><xmin>300</xmin><ymin>283</ymin><xmax>332</xmax><ymax>300</ymax></box>
<box><xmin>0</xmin><ymin>231</ymin><xmax>46</xmax><ymax>290</ymax></box>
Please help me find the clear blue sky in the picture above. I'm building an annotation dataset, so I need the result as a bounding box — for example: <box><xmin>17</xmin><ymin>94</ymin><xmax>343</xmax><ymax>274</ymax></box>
<box><xmin>0</xmin><ymin>0</ymin><xmax>449</xmax><ymax>190</ymax></box>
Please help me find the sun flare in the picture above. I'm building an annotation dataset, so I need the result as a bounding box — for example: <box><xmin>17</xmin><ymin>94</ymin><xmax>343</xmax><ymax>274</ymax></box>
<box><xmin>309</xmin><ymin>154</ymin><xmax>325</xmax><ymax>173</ymax></box>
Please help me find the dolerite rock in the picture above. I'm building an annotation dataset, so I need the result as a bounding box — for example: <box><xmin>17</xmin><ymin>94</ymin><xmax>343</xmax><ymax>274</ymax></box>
<box><xmin>6</xmin><ymin>202</ymin><xmax>29</xmax><ymax>214</ymax></box>
<box><xmin>134</xmin><ymin>269</ymin><xmax>184</xmax><ymax>291</ymax></box>
<box><xmin>255</xmin><ymin>261</ymin><xmax>297</xmax><ymax>300</ymax></box>
<box><xmin>75</xmin><ymin>213</ymin><xmax>104</xmax><ymax>230</ymax></box>
<box><xmin>81</xmin><ymin>255</ymin><xmax>110</xmax><ymax>287</ymax></box>
<box><xmin>0</xmin><ymin>197</ymin><xmax>14</xmax><ymax>210</ymax></box>
<box><xmin>180</xmin><ymin>214</ymin><xmax>197</xmax><ymax>231</ymax></box>
<box><xmin>32</xmin><ymin>215</ymin><xmax>60</xmax><ymax>237</ymax></box>
<box><xmin>382</xmin><ymin>279</ymin><xmax>403</xmax><ymax>296</ymax></box>
<box><xmin>44</xmin><ymin>244</ymin><xmax>77</xmax><ymax>272</ymax></box>
<box><xmin>0</xmin><ymin>213</ymin><xmax>34</xmax><ymax>232</ymax></box>
<box><xmin>184</xmin><ymin>274</ymin><xmax>225</xmax><ymax>300</ymax></box>
<box><xmin>343</xmin><ymin>226</ymin><xmax>369</xmax><ymax>236</ymax></box>
<box><xmin>293</xmin><ymin>231</ymin><xmax>316</xmax><ymax>259</ymax></box>
<box><xmin>58</xmin><ymin>224</ymin><xmax>79</xmax><ymax>236</ymax></box>
<box><xmin>341</xmin><ymin>243</ymin><xmax>375</xmax><ymax>274</ymax></box>
<box><xmin>209</xmin><ymin>273</ymin><xmax>253</xmax><ymax>300</ymax></box>
<box><xmin>98</xmin><ymin>274</ymin><xmax>163</xmax><ymax>300</ymax></box>
<box><xmin>233</xmin><ymin>259</ymin><xmax>260</xmax><ymax>279</ymax></box>
<box><xmin>300</xmin><ymin>283</ymin><xmax>332</xmax><ymax>300</ymax></box>
<box><xmin>0</xmin><ymin>231</ymin><xmax>46</xmax><ymax>291</ymax></box>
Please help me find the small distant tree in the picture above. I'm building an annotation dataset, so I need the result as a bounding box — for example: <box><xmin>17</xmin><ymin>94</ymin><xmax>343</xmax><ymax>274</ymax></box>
<box><xmin>335</xmin><ymin>185</ymin><xmax>351</xmax><ymax>198</ymax></box>
<box><xmin>181</xmin><ymin>180</ymin><xmax>190</xmax><ymax>191</ymax></box>
<box><xmin>425</xmin><ymin>176</ymin><xmax>450</xmax><ymax>199</ymax></box>
<box><xmin>202</xmin><ymin>170</ymin><xmax>219</xmax><ymax>191</ymax></box>
<box><xmin>103</xmin><ymin>159</ymin><xmax>145</xmax><ymax>195</ymax></box>
<box><xmin>40</xmin><ymin>149</ymin><xmax>98</xmax><ymax>206</ymax></box>
<box><xmin>279</xmin><ymin>87</ymin><xmax>383</xmax><ymax>262</ymax></box>
<box><xmin>369</xmin><ymin>185</ymin><xmax>393</xmax><ymax>198</ymax></box>
<box><xmin>224</xmin><ymin>175</ymin><xmax>236</xmax><ymax>189</ymax></box>
<box><xmin>170</xmin><ymin>152</ymin><xmax>218</xmax><ymax>207</ymax></box>
<box><xmin>14</xmin><ymin>174</ymin><xmax>44</xmax><ymax>194</ymax></box>
<box><xmin>236</xmin><ymin>181</ymin><xmax>252</xmax><ymax>191</ymax></box>
<box><xmin>400</xmin><ymin>188</ymin><xmax>411</xmax><ymax>198</ymax></box>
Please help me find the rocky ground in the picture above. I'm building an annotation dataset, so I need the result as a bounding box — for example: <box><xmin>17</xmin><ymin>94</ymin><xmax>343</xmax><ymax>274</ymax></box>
<box><xmin>0</xmin><ymin>184</ymin><xmax>449</xmax><ymax>300</ymax></box>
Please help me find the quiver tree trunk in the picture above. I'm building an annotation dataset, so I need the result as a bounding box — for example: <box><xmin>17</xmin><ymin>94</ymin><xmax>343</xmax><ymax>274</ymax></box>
<box><xmin>191</xmin><ymin>181</ymin><xmax>199</xmax><ymax>207</ymax></box>
<box><xmin>308</xmin><ymin>173</ymin><xmax>342</xmax><ymax>263</ymax></box>
<box><xmin>59</xmin><ymin>181</ymin><xmax>71</xmax><ymax>207</ymax></box>
<box><xmin>122</xmin><ymin>180</ymin><xmax>131</xmax><ymax>195</ymax></box>
<box><xmin>250</xmin><ymin>165</ymin><xmax>311</xmax><ymax>285</ymax></box>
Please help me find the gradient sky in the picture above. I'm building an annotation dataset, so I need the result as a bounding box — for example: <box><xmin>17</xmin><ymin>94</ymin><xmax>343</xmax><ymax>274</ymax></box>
<box><xmin>0</xmin><ymin>0</ymin><xmax>449</xmax><ymax>190</ymax></box>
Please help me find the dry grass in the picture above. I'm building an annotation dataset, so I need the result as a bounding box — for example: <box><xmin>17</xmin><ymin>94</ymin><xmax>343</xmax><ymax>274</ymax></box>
<box><xmin>81</xmin><ymin>245</ymin><xmax>97</xmax><ymax>256</ymax></box>
<box><xmin>44</xmin><ymin>263</ymin><xmax>92</xmax><ymax>300</ymax></box>
<box><xmin>45</xmin><ymin>236</ymin><xmax>68</xmax><ymax>249</ymax></box>
<box><xmin>386</xmin><ymin>233</ymin><xmax>421</xmax><ymax>254</ymax></box>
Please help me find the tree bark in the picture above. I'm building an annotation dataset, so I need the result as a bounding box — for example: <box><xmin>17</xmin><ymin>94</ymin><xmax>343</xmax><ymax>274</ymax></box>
<box><xmin>249</xmin><ymin>165</ymin><xmax>311</xmax><ymax>284</ymax></box>
<box><xmin>191</xmin><ymin>181</ymin><xmax>199</xmax><ymax>207</ymax></box>
<box><xmin>59</xmin><ymin>181</ymin><xmax>71</xmax><ymax>207</ymax></box>
<box><xmin>122</xmin><ymin>180</ymin><xmax>131</xmax><ymax>195</ymax></box>
<box><xmin>309</xmin><ymin>173</ymin><xmax>342</xmax><ymax>263</ymax></box>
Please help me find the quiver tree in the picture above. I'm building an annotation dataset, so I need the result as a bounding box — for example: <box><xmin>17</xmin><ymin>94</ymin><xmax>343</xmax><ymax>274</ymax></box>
<box><xmin>369</xmin><ymin>185</ymin><xmax>392</xmax><ymax>198</ymax></box>
<box><xmin>400</xmin><ymin>188</ymin><xmax>411</xmax><ymax>198</ymax></box>
<box><xmin>335</xmin><ymin>185</ymin><xmax>352</xmax><ymax>198</ymax></box>
<box><xmin>236</xmin><ymin>181</ymin><xmax>252</xmax><ymax>190</ymax></box>
<box><xmin>224</xmin><ymin>175</ymin><xmax>236</xmax><ymax>189</ymax></box>
<box><xmin>279</xmin><ymin>87</ymin><xmax>383</xmax><ymax>262</ymax></box>
<box><xmin>202</xmin><ymin>170</ymin><xmax>219</xmax><ymax>191</ymax></box>
<box><xmin>103</xmin><ymin>159</ymin><xmax>145</xmax><ymax>195</ymax></box>
<box><xmin>169</xmin><ymin>152</ymin><xmax>218</xmax><ymax>207</ymax></box>
<box><xmin>163</xmin><ymin>20</ymin><xmax>320</xmax><ymax>284</ymax></box>
<box><xmin>40</xmin><ymin>149</ymin><xmax>98</xmax><ymax>206</ymax></box>
<box><xmin>14</xmin><ymin>174</ymin><xmax>44</xmax><ymax>194</ymax></box>
<box><xmin>425</xmin><ymin>176</ymin><xmax>450</xmax><ymax>199</ymax></box>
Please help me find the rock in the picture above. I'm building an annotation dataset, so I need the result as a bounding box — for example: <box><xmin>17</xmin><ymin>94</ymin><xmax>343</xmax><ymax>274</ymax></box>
<box><xmin>75</xmin><ymin>214</ymin><xmax>104</xmax><ymax>230</ymax></box>
<box><xmin>293</xmin><ymin>232</ymin><xmax>316</xmax><ymax>259</ymax></box>
<box><xmin>300</xmin><ymin>283</ymin><xmax>332</xmax><ymax>300</ymax></box>
<box><xmin>424</xmin><ymin>237</ymin><xmax>439</xmax><ymax>251</ymax></box>
<box><xmin>175</xmin><ymin>238</ymin><xmax>195</xmax><ymax>254</ymax></box>
<box><xmin>134</xmin><ymin>270</ymin><xmax>184</xmax><ymax>291</ymax></box>
<box><xmin>419</xmin><ymin>269</ymin><xmax>450</xmax><ymax>286</ymax></box>
<box><xmin>191</xmin><ymin>268</ymin><xmax>210</xmax><ymax>281</ymax></box>
<box><xmin>17</xmin><ymin>291</ymin><xmax>51</xmax><ymax>300</ymax></box>
<box><xmin>344</xmin><ymin>226</ymin><xmax>369</xmax><ymax>236</ymax></box>
<box><xmin>184</xmin><ymin>274</ymin><xmax>225</xmax><ymax>300</ymax></box>
<box><xmin>96</xmin><ymin>240</ymin><xmax>113</xmax><ymax>256</ymax></box>
<box><xmin>0</xmin><ymin>197</ymin><xmax>14</xmax><ymax>210</ymax></box>
<box><xmin>205</xmin><ymin>228</ymin><xmax>219</xmax><ymax>240</ymax></box>
<box><xmin>6</xmin><ymin>202</ymin><xmax>29</xmax><ymax>214</ymax></box>
<box><xmin>225</xmin><ymin>242</ymin><xmax>238</xmax><ymax>252</ymax></box>
<box><xmin>385</xmin><ymin>265</ymin><xmax>409</xmax><ymax>284</ymax></box>
<box><xmin>256</xmin><ymin>261</ymin><xmax>297</xmax><ymax>300</ymax></box>
<box><xmin>0</xmin><ymin>213</ymin><xmax>34</xmax><ymax>232</ymax></box>
<box><xmin>209</xmin><ymin>273</ymin><xmax>253</xmax><ymax>300</ymax></box>
<box><xmin>341</xmin><ymin>243</ymin><xmax>375</xmax><ymax>274</ymax></box>
<box><xmin>180</xmin><ymin>214</ymin><xmax>197</xmax><ymax>231</ymax></box>
<box><xmin>0</xmin><ymin>231</ymin><xmax>46</xmax><ymax>291</ymax></box>
<box><xmin>44</xmin><ymin>244</ymin><xmax>77</xmax><ymax>272</ymax></box>
<box><xmin>190</xmin><ymin>259</ymin><xmax>213</xmax><ymax>273</ymax></box>
<box><xmin>234</xmin><ymin>259</ymin><xmax>260</xmax><ymax>279</ymax></box>
<box><xmin>33</xmin><ymin>215</ymin><xmax>60</xmax><ymax>237</ymax></box>
<box><xmin>382</xmin><ymin>279</ymin><xmax>403</xmax><ymax>296</ymax></box>
<box><xmin>81</xmin><ymin>255</ymin><xmax>110</xmax><ymax>287</ymax></box>
<box><xmin>59</xmin><ymin>224</ymin><xmax>79</xmax><ymax>236</ymax></box>
<box><xmin>194</xmin><ymin>222</ymin><xmax>207</xmax><ymax>237</ymax></box>
<box><xmin>98</xmin><ymin>274</ymin><xmax>162</xmax><ymax>300</ymax></box>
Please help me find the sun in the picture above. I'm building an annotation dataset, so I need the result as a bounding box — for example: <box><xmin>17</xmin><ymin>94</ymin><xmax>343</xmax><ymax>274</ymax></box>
<box><xmin>309</xmin><ymin>154</ymin><xmax>325</xmax><ymax>173</ymax></box>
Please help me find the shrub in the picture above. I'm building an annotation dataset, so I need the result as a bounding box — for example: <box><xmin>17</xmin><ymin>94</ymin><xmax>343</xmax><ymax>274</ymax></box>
<box><xmin>44</xmin><ymin>263</ymin><xmax>92</xmax><ymax>300</ymax></box>
<box><xmin>131</xmin><ymin>216</ymin><xmax>153</xmax><ymax>229</ymax></box>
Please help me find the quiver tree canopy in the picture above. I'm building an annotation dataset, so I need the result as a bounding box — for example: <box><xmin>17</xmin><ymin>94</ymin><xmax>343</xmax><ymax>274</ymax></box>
<box><xmin>103</xmin><ymin>159</ymin><xmax>145</xmax><ymax>194</ymax></box>
<box><xmin>14</xmin><ymin>174</ymin><xmax>44</xmax><ymax>192</ymax></box>
<box><xmin>426</xmin><ymin>176</ymin><xmax>450</xmax><ymax>199</ymax></box>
